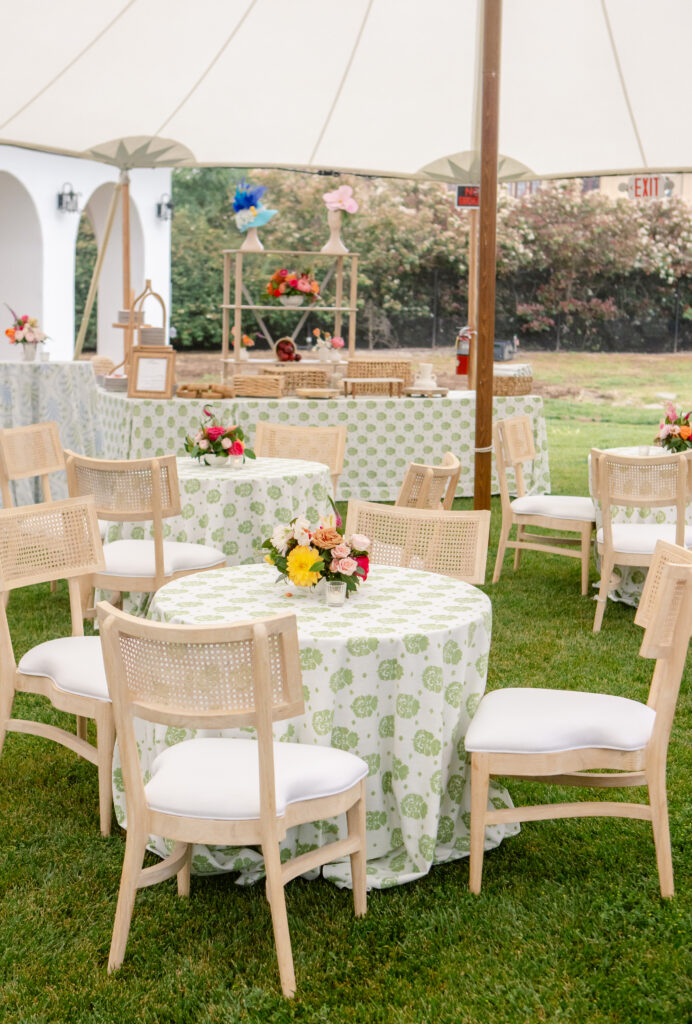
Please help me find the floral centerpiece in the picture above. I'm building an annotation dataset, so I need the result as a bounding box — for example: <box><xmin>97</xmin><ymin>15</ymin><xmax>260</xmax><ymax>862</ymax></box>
<box><xmin>655</xmin><ymin>402</ymin><xmax>692</xmax><ymax>452</ymax></box>
<box><xmin>267</xmin><ymin>269</ymin><xmax>321</xmax><ymax>305</ymax></box>
<box><xmin>262</xmin><ymin>506</ymin><xmax>370</xmax><ymax>597</ymax></box>
<box><xmin>321</xmin><ymin>185</ymin><xmax>358</xmax><ymax>254</ymax></box>
<box><xmin>5</xmin><ymin>305</ymin><xmax>47</xmax><ymax>347</ymax></box>
<box><xmin>312</xmin><ymin>328</ymin><xmax>345</xmax><ymax>354</ymax></box>
<box><xmin>184</xmin><ymin>406</ymin><xmax>256</xmax><ymax>465</ymax></box>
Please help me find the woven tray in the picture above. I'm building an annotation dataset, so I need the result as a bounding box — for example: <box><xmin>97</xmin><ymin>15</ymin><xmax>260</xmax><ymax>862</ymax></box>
<box><xmin>176</xmin><ymin>382</ymin><xmax>234</xmax><ymax>399</ymax></box>
<box><xmin>295</xmin><ymin>387</ymin><xmax>340</xmax><ymax>400</ymax></box>
<box><xmin>492</xmin><ymin>375</ymin><xmax>533</xmax><ymax>396</ymax></box>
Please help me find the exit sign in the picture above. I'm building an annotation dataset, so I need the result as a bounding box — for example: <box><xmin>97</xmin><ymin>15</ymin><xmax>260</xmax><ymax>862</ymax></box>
<box><xmin>626</xmin><ymin>175</ymin><xmax>672</xmax><ymax>199</ymax></box>
<box><xmin>456</xmin><ymin>185</ymin><xmax>480</xmax><ymax>208</ymax></box>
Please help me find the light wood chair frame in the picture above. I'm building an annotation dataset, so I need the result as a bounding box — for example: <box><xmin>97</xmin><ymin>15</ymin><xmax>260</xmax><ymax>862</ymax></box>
<box><xmin>64</xmin><ymin>450</ymin><xmax>226</xmax><ymax>606</ymax></box>
<box><xmin>345</xmin><ymin>500</ymin><xmax>491</xmax><ymax>584</ymax></box>
<box><xmin>591</xmin><ymin>447</ymin><xmax>690</xmax><ymax>632</ymax></box>
<box><xmin>469</xmin><ymin>541</ymin><xmax>692</xmax><ymax>899</ymax></box>
<box><xmin>0</xmin><ymin>420</ymin><xmax>65</xmax><ymax>507</ymax></box>
<box><xmin>97</xmin><ymin>603</ymin><xmax>367</xmax><ymax>996</ymax></box>
<box><xmin>254</xmin><ymin>421</ymin><xmax>347</xmax><ymax>495</ymax></box>
<box><xmin>0</xmin><ymin>496</ymin><xmax>115</xmax><ymax>835</ymax></box>
<box><xmin>395</xmin><ymin>451</ymin><xmax>461</xmax><ymax>511</ymax></box>
<box><xmin>493</xmin><ymin>415</ymin><xmax>595</xmax><ymax>595</ymax></box>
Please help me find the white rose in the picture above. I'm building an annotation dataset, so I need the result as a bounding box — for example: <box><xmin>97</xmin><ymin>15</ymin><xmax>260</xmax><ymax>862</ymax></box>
<box><xmin>271</xmin><ymin>525</ymin><xmax>293</xmax><ymax>556</ymax></box>
<box><xmin>199</xmin><ymin>439</ymin><xmax>209</xmax><ymax>450</ymax></box>
<box><xmin>349</xmin><ymin>533</ymin><xmax>371</xmax><ymax>551</ymax></box>
<box><xmin>221</xmin><ymin>437</ymin><xmax>232</xmax><ymax>449</ymax></box>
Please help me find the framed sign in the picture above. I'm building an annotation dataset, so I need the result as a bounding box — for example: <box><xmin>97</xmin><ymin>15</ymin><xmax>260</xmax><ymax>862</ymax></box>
<box><xmin>456</xmin><ymin>185</ymin><xmax>480</xmax><ymax>208</ymax></box>
<box><xmin>127</xmin><ymin>346</ymin><xmax>176</xmax><ymax>398</ymax></box>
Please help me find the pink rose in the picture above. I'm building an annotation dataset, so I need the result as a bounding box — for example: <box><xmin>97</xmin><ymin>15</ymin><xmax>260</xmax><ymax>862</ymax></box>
<box><xmin>336</xmin><ymin>557</ymin><xmax>358</xmax><ymax>576</ymax></box>
<box><xmin>206</xmin><ymin>426</ymin><xmax>225</xmax><ymax>441</ymax></box>
<box><xmin>331</xmin><ymin>336</ymin><xmax>345</xmax><ymax>349</ymax></box>
<box><xmin>229</xmin><ymin>440</ymin><xmax>244</xmax><ymax>455</ymax></box>
<box><xmin>221</xmin><ymin>437</ymin><xmax>232</xmax><ymax>449</ymax></box>
<box><xmin>332</xmin><ymin>543</ymin><xmax>351</xmax><ymax>559</ymax></box>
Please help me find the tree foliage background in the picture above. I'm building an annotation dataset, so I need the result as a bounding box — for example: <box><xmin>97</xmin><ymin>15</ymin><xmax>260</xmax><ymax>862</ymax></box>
<box><xmin>77</xmin><ymin>169</ymin><xmax>692</xmax><ymax>352</ymax></box>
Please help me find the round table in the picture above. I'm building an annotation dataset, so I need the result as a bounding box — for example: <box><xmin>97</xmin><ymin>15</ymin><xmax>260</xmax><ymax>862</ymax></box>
<box><xmin>588</xmin><ymin>445</ymin><xmax>692</xmax><ymax>606</ymax></box>
<box><xmin>105</xmin><ymin>456</ymin><xmax>333</xmax><ymax>562</ymax></box>
<box><xmin>113</xmin><ymin>564</ymin><xmax>518</xmax><ymax>889</ymax></box>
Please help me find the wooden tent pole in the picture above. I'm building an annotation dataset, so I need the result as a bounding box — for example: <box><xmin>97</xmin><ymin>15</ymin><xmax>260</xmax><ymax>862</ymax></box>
<box><xmin>474</xmin><ymin>0</ymin><xmax>502</xmax><ymax>511</ymax></box>
<box><xmin>73</xmin><ymin>181</ymin><xmax>122</xmax><ymax>360</ymax></box>
<box><xmin>121</xmin><ymin>170</ymin><xmax>131</xmax><ymax>308</ymax></box>
<box><xmin>467</xmin><ymin>208</ymin><xmax>479</xmax><ymax>388</ymax></box>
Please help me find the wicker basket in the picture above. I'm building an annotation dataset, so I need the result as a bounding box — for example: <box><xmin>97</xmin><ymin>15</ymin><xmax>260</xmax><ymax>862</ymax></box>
<box><xmin>261</xmin><ymin>366</ymin><xmax>332</xmax><ymax>393</ymax></box>
<box><xmin>90</xmin><ymin>355</ymin><xmax>115</xmax><ymax>376</ymax></box>
<box><xmin>347</xmin><ymin>358</ymin><xmax>413</xmax><ymax>387</ymax></box>
<box><xmin>232</xmin><ymin>374</ymin><xmax>284</xmax><ymax>398</ymax></box>
<box><xmin>492</xmin><ymin>375</ymin><xmax>534</xmax><ymax>396</ymax></box>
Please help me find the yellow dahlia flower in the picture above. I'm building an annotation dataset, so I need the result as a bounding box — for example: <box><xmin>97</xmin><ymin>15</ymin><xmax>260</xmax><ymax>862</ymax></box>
<box><xmin>286</xmin><ymin>545</ymin><xmax>321</xmax><ymax>587</ymax></box>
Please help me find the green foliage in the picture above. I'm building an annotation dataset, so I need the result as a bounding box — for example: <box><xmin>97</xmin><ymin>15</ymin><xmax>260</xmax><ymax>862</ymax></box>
<box><xmin>73</xmin><ymin>214</ymin><xmax>98</xmax><ymax>351</ymax></box>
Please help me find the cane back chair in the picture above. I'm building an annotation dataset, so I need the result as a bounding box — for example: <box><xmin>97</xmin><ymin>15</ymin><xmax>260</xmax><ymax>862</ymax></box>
<box><xmin>64</xmin><ymin>451</ymin><xmax>226</xmax><ymax>608</ymax></box>
<box><xmin>0</xmin><ymin>496</ymin><xmax>115</xmax><ymax>834</ymax></box>
<box><xmin>97</xmin><ymin>604</ymin><xmax>367</xmax><ymax>996</ymax></box>
<box><xmin>493</xmin><ymin>415</ymin><xmax>596</xmax><ymax>594</ymax></box>
<box><xmin>466</xmin><ymin>540</ymin><xmax>692</xmax><ymax>898</ymax></box>
<box><xmin>253</xmin><ymin>422</ymin><xmax>347</xmax><ymax>495</ymax></box>
<box><xmin>395</xmin><ymin>452</ymin><xmax>461</xmax><ymax>510</ymax></box>
<box><xmin>345</xmin><ymin>501</ymin><xmax>490</xmax><ymax>584</ymax></box>
<box><xmin>0</xmin><ymin>420</ymin><xmax>65</xmax><ymax>507</ymax></box>
<box><xmin>591</xmin><ymin>448</ymin><xmax>691</xmax><ymax>632</ymax></box>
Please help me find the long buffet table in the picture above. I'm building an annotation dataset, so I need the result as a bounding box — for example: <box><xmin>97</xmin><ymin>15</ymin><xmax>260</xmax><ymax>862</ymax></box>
<box><xmin>97</xmin><ymin>390</ymin><xmax>550</xmax><ymax>500</ymax></box>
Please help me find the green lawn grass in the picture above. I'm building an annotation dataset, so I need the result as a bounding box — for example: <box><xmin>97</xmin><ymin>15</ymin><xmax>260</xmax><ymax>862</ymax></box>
<box><xmin>0</xmin><ymin>392</ymin><xmax>690</xmax><ymax>1023</ymax></box>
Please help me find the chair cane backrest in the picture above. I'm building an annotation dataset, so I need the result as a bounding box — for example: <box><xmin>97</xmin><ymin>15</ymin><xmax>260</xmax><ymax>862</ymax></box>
<box><xmin>592</xmin><ymin>449</ymin><xmax>688</xmax><ymax>548</ymax></box>
<box><xmin>254</xmin><ymin>422</ymin><xmax>347</xmax><ymax>493</ymax></box>
<box><xmin>0</xmin><ymin>421</ymin><xmax>65</xmax><ymax>506</ymax></box>
<box><xmin>396</xmin><ymin>452</ymin><xmax>461</xmax><ymax>511</ymax></box>
<box><xmin>64</xmin><ymin>451</ymin><xmax>181</xmax><ymax>523</ymax></box>
<box><xmin>97</xmin><ymin>604</ymin><xmax>304</xmax><ymax>820</ymax></box>
<box><xmin>345</xmin><ymin>500</ymin><xmax>490</xmax><ymax>584</ymax></box>
<box><xmin>493</xmin><ymin>416</ymin><xmax>536</xmax><ymax>504</ymax></box>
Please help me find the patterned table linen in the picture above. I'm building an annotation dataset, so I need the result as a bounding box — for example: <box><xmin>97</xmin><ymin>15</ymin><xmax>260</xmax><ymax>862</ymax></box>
<box><xmin>0</xmin><ymin>361</ymin><xmax>102</xmax><ymax>506</ymax></box>
<box><xmin>97</xmin><ymin>390</ymin><xmax>550</xmax><ymax>501</ymax></box>
<box><xmin>118</xmin><ymin>564</ymin><xmax>519</xmax><ymax>890</ymax></box>
<box><xmin>588</xmin><ymin>445</ymin><xmax>692</xmax><ymax>607</ymax></box>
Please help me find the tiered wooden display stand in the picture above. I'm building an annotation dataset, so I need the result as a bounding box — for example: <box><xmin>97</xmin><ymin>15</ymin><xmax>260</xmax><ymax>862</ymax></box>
<box><xmin>220</xmin><ymin>249</ymin><xmax>358</xmax><ymax>381</ymax></box>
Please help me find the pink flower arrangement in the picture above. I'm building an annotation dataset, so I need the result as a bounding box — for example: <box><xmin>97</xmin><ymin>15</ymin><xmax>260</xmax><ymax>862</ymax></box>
<box><xmin>655</xmin><ymin>402</ymin><xmax>691</xmax><ymax>452</ymax></box>
<box><xmin>5</xmin><ymin>305</ymin><xmax>47</xmax><ymax>346</ymax></box>
<box><xmin>323</xmin><ymin>185</ymin><xmax>358</xmax><ymax>214</ymax></box>
<box><xmin>312</xmin><ymin>328</ymin><xmax>344</xmax><ymax>353</ymax></box>
<box><xmin>184</xmin><ymin>405</ymin><xmax>256</xmax><ymax>464</ymax></box>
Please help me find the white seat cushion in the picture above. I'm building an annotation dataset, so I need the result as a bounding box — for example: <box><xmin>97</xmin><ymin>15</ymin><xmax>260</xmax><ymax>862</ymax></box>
<box><xmin>596</xmin><ymin>523</ymin><xmax>692</xmax><ymax>555</ymax></box>
<box><xmin>145</xmin><ymin>737</ymin><xmax>368</xmax><ymax>820</ymax></box>
<box><xmin>465</xmin><ymin>687</ymin><xmax>655</xmax><ymax>754</ymax></box>
<box><xmin>511</xmin><ymin>494</ymin><xmax>595</xmax><ymax>522</ymax></box>
<box><xmin>101</xmin><ymin>539</ymin><xmax>225</xmax><ymax>578</ymax></box>
<box><xmin>18</xmin><ymin>635</ymin><xmax>110</xmax><ymax>703</ymax></box>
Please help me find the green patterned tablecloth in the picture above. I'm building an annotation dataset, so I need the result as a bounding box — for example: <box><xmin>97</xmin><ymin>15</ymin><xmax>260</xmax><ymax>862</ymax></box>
<box><xmin>105</xmin><ymin>456</ymin><xmax>333</xmax><ymax>562</ymax></box>
<box><xmin>117</xmin><ymin>564</ymin><xmax>519</xmax><ymax>889</ymax></box>
<box><xmin>588</xmin><ymin>445</ymin><xmax>692</xmax><ymax>607</ymax></box>
<box><xmin>0</xmin><ymin>361</ymin><xmax>101</xmax><ymax>506</ymax></box>
<box><xmin>97</xmin><ymin>390</ymin><xmax>550</xmax><ymax>501</ymax></box>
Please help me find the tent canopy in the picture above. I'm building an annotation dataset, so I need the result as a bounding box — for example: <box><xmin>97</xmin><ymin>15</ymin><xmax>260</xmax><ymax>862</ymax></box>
<box><xmin>1</xmin><ymin>0</ymin><xmax>691</xmax><ymax>181</ymax></box>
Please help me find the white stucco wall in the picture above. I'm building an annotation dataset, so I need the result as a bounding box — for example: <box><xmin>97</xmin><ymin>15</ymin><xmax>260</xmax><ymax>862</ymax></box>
<box><xmin>0</xmin><ymin>145</ymin><xmax>170</xmax><ymax>363</ymax></box>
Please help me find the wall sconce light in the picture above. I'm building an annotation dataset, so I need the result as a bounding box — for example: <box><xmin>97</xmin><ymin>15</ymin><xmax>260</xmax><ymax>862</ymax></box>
<box><xmin>57</xmin><ymin>183</ymin><xmax>80</xmax><ymax>212</ymax></box>
<box><xmin>156</xmin><ymin>193</ymin><xmax>174</xmax><ymax>220</ymax></box>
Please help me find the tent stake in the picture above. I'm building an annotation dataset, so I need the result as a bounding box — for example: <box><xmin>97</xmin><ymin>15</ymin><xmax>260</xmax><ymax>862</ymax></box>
<box><xmin>474</xmin><ymin>0</ymin><xmax>502</xmax><ymax>511</ymax></box>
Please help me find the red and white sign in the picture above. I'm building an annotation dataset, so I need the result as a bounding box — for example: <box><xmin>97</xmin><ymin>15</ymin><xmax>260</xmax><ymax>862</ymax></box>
<box><xmin>626</xmin><ymin>175</ymin><xmax>671</xmax><ymax>199</ymax></box>
<box><xmin>455</xmin><ymin>185</ymin><xmax>480</xmax><ymax>208</ymax></box>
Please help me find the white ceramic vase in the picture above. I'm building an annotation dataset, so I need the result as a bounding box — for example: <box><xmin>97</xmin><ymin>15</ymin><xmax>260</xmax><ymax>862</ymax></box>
<box><xmin>240</xmin><ymin>226</ymin><xmax>264</xmax><ymax>252</ymax></box>
<box><xmin>21</xmin><ymin>345</ymin><xmax>38</xmax><ymax>362</ymax></box>
<box><xmin>321</xmin><ymin>209</ymin><xmax>349</xmax><ymax>254</ymax></box>
<box><xmin>279</xmin><ymin>295</ymin><xmax>304</xmax><ymax>307</ymax></box>
<box><xmin>204</xmin><ymin>454</ymin><xmax>243</xmax><ymax>469</ymax></box>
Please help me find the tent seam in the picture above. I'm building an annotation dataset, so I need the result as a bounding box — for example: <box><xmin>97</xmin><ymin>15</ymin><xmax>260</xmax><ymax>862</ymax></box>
<box><xmin>600</xmin><ymin>0</ymin><xmax>647</xmax><ymax>168</ymax></box>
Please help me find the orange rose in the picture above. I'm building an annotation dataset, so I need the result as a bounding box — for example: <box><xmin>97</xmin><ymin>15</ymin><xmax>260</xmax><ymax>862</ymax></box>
<box><xmin>680</xmin><ymin>425</ymin><xmax>691</xmax><ymax>440</ymax></box>
<box><xmin>311</xmin><ymin>527</ymin><xmax>342</xmax><ymax>549</ymax></box>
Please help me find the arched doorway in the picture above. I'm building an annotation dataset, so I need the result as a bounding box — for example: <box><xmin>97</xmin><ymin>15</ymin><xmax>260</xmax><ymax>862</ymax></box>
<box><xmin>79</xmin><ymin>183</ymin><xmax>145</xmax><ymax>363</ymax></box>
<box><xmin>0</xmin><ymin>172</ymin><xmax>43</xmax><ymax>362</ymax></box>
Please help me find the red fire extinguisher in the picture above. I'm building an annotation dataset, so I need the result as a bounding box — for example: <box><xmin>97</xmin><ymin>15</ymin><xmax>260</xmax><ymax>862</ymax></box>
<box><xmin>455</xmin><ymin>326</ymin><xmax>473</xmax><ymax>375</ymax></box>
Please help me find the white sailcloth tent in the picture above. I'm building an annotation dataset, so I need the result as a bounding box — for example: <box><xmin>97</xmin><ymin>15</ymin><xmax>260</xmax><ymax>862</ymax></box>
<box><xmin>2</xmin><ymin>0</ymin><xmax>690</xmax><ymax>506</ymax></box>
<box><xmin>1</xmin><ymin>0</ymin><xmax>690</xmax><ymax>179</ymax></box>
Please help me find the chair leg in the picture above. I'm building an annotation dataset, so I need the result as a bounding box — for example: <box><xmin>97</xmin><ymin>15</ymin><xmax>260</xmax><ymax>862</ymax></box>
<box><xmin>513</xmin><ymin>526</ymin><xmax>525</xmax><ymax>570</ymax></box>
<box><xmin>50</xmin><ymin>579</ymin><xmax>57</xmax><ymax>595</ymax></box>
<box><xmin>346</xmin><ymin>781</ymin><xmax>367</xmax><ymax>917</ymax></box>
<box><xmin>95</xmin><ymin>705</ymin><xmax>115</xmax><ymax>837</ymax></box>
<box><xmin>177</xmin><ymin>844</ymin><xmax>192</xmax><ymax>898</ymax></box>
<box><xmin>262</xmin><ymin>842</ymin><xmax>296</xmax><ymax>998</ymax></box>
<box><xmin>580</xmin><ymin>526</ymin><xmax>593</xmax><ymax>597</ymax></box>
<box><xmin>0</xmin><ymin>681</ymin><xmax>15</xmax><ymax>758</ymax></box>
<box><xmin>492</xmin><ymin>521</ymin><xmax>511</xmax><ymax>584</ymax></box>
<box><xmin>648</xmin><ymin>762</ymin><xmax>674</xmax><ymax>898</ymax></box>
<box><xmin>593</xmin><ymin>555</ymin><xmax>613</xmax><ymax>633</ymax></box>
<box><xmin>108</xmin><ymin>828</ymin><xmax>148</xmax><ymax>973</ymax></box>
<box><xmin>76</xmin><ymin>715</ymin><xmax>88</xmax><ymax>741</ymax></box>
<box><xmin>469</xmin><ymin>753</ymin><xmax>490</xmax><ymax>894</ymax></box>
